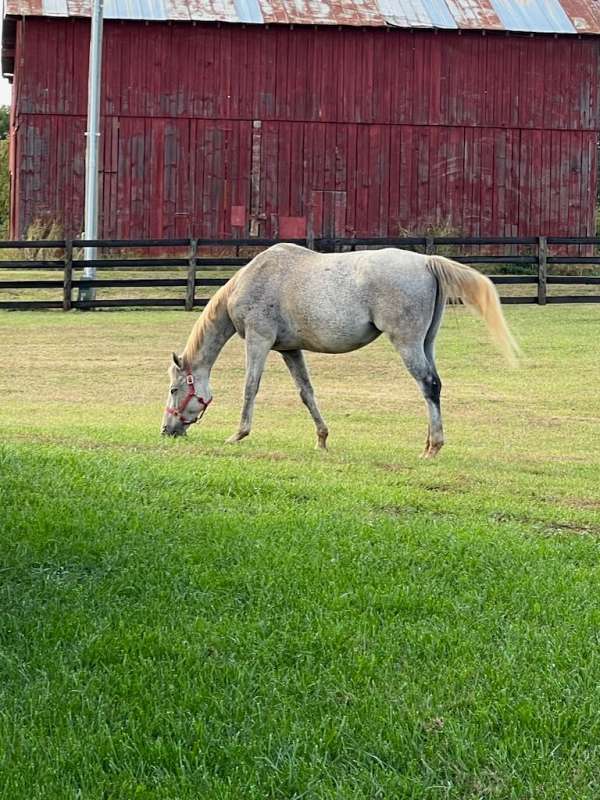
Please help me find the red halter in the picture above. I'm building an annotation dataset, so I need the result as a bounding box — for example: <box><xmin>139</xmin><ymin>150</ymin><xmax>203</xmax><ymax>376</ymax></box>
<box><xmin>166</xmin><ymin>371</ymin><xmax>212</xmax><ymax>424</ymax></box>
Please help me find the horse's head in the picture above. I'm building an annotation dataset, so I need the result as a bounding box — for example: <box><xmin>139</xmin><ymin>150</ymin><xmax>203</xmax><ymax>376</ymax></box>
<box><xmin>161</xmin><ymin>353</ymin><xmax>212</xmax><ymax>437</ymax></box>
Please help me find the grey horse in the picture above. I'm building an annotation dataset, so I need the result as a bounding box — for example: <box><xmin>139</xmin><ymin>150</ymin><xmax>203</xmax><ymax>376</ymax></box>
<box><xmin>161</xmin><ymin>244</ymin><xmax>519</xmax><ymax>456</ymax></box>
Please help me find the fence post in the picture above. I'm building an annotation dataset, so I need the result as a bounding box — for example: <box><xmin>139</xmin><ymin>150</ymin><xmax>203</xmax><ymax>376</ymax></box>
<box><xmin>306</xmin><ymin>216</ymin><xmax>315</xmax><ymax>251</ymax></box>
<box><xmin>537</xmin><ymin>236</ymin><xmax>547</xmax><ymax>306</ymax></box>
<box><xmin>425</xmin><ymin>236</ymin><xmax>435</xmax><ymax>256</ymax></box>
<box><xmin>186</xmin><ymin>238</ymin><xmax>197</xmax><ymax>311</ymax></box>
<box><xmin>63</xmin><ymin>239</ymin><xmax>73</xmax><ymax>311</ymax></box>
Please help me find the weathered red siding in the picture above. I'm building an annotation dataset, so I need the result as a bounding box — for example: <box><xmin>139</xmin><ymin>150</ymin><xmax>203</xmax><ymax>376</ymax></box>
<box><xmin>11</xmin><ymin>18</ymin><xmax>600</xmax><ymax>239</ymax></box>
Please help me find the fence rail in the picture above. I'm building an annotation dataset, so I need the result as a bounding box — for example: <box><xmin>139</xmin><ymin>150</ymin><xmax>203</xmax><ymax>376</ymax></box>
<box><xmin>1</xmin><ymin>235</ymin><xmax>599</xmax><ymax>310</ymax></box>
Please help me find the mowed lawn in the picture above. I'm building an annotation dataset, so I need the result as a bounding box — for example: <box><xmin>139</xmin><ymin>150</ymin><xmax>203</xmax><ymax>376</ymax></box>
<box><xmin>1</xmin><ymin>306</ymin><xmax>600</xmax><ymax>800</ymax></box>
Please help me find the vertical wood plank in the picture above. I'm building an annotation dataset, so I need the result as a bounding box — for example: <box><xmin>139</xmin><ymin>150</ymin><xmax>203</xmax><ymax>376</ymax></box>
<box><xmin>186</xmin><ymin>237</ymin><xmax>197</xmax><ymax>312</ymax></box>
<box><xmin>345</xmin><ymin>123</ymin><xmax>357</xmax><ymax>236</ymax></box>
<box><xmin>307</xmin><ymin>190</ymin><xmax>323</xmax><ymax>249</ymax></box>
<box><xmin>249</xmin><ymin>120</ymin><xmax>262</xmax><ymax>237</ymax></box>
<box><xmin>62</xmin><ymin>239</ymin><xmax>73</xmax><ymax>312</ymax></box>
<box><xmin>388</xmin><ymin>127</ymin><xmax>401</xmax><ymax>235</ymax></box>
<box><xmin>334</xmin><ymin>191</ymin><xmax>346</xmax><ymax>238</ymax></box>
<box><xmin>538</xmin><ymin>235</ymin><xmax>547</xmax><ymax>306</ymax></box>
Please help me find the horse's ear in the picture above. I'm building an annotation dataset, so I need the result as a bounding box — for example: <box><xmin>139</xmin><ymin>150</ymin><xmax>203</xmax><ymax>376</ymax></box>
<box><xmin>172</xmin><ymin>352</ymin><xmax>183</xmax><ymax>370</ymax></box>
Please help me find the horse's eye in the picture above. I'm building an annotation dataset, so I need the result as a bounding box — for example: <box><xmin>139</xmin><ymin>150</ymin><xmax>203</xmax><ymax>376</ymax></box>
<box><xmin>170</xmin><ymin>387</ymin><xmax>177</xmax><ymax>395</ymax></box>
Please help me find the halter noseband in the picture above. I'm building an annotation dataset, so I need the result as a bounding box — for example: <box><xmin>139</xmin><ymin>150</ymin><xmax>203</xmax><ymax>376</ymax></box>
<box><xmin>166</xmin><ymin>371</ymin><xmax>212</xmax><ymax>424</ymax></box>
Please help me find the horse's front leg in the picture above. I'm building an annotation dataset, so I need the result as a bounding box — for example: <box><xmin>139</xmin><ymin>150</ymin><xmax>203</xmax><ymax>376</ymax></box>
<box><xmin>226</xmin><ymin>332</ymin><xmax>272</xmax><ymax>444</ymax></box>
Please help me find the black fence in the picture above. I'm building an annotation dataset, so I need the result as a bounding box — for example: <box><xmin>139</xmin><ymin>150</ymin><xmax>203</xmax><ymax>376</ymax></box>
<box><xmin>1</xmin><ymin>235</ymin><xmax>600</xmax><ymax>310</ymax></box>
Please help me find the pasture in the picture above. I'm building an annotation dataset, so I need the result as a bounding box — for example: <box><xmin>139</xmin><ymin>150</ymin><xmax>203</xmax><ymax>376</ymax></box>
<box><xmin>1</xmin><ymin>305</ymin><xmax>600</xmax><ymax>799</ymax></box>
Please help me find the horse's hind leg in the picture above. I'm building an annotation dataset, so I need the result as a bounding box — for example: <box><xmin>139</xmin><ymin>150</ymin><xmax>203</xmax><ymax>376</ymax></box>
<box><xmin>389</xmin><ymin>336</ymin><xmax>443</xmax><ymax>459</ymax></box>
<box><xmin>281</xmin><ymin>350</ymin><xmax>329</xmax><ymax>450</ymax></box>
<box><xmin>226</xmin><ymin>332</ymin><xmax>272</xmax><ymax>444</ymax></box>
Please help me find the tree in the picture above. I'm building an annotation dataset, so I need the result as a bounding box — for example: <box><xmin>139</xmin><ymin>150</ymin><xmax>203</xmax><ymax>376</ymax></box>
<box><xmin>0</xmin><ymin>139</ymin><xmax>9</xmax><ymax>237</ymax></box>
<box><xmin>0</xmin><ymin>105</ymin><xmax>9</xmax><ymax>140</ymax></box>
<box><xmin>0</xmin><ymin>106</ymin><xmax>10</xmax><ymax>236</ymax></box>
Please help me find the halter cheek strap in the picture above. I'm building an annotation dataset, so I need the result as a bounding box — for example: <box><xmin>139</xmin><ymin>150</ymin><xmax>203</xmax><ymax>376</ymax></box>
<box><xmin>166</xmin><ymin>371</ymin><xmax>212</xmax><ymax>423</ymax></box>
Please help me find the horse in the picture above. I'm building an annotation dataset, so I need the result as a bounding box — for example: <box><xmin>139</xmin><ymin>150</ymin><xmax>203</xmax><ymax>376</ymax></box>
<box><xmin>161</xmin><ymin>244</ymin><xmax>519</xmax><ymax>457</ymax></box>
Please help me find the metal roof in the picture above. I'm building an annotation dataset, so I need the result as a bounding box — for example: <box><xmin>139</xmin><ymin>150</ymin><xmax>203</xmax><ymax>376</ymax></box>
<box><xmin>4</xmin><ymin>0</ymin><xmax>600</xmax><ymax>32</ymax></box>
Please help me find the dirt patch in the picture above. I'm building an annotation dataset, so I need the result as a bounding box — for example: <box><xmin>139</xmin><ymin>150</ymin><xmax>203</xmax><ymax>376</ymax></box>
<box><xmin>490</xmin><ymin>511</ymin><xmax>599</xmax><ymax>536</ymax></box>
<box><xmin>565</xmin><ymin>497</ymin><xmax>600</xmax><ymax>510</ymax></box>
<box><xmin>375</xmin><ymin>462</ymin><xmax>415</xmax><ymax>473</ymax></box>
<box><xmin>544</xmin><ymin>521</ymin><xmax>600</xmax><ymax>536</ymax></box>
<box><xmin>244</xmin><ymin>450</ymin><xmax>290</xmax><ymax>463</ymax></box>
<box><xmin>377</xmin><ymin>504</ymin><xmax>421</xmax><ymax>517</ymax></box>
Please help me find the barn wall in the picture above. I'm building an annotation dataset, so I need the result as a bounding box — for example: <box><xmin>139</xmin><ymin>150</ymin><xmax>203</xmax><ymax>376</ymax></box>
<box><xmin>11</xmin><ymin>18</ymin><xmax>600</xmax><ymax>239</ymax></box>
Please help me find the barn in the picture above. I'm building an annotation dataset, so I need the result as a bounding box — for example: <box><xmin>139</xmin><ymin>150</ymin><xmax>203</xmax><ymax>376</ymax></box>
<box><xmin>2</xmin><ymin>1</ymin><xmax>600</xmax><ymax>242</ymax></box>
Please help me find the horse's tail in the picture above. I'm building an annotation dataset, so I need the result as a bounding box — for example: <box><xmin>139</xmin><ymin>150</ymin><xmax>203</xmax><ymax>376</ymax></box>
<box><xmin>426</xmin><ymin>255</ymin><xmax>520</xmax><ymax>366</ymax></box>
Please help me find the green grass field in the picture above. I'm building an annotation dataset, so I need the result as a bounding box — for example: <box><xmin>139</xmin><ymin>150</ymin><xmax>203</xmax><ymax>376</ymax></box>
<box><xmin>1</xmin><ymin>306</ymin><xmax>599</xmax><ymax>799</ymax></box>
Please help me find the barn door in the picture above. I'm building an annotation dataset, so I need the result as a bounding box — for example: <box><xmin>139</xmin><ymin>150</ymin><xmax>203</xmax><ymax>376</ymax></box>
<box><xmin>308</xmin><ymin>190</ymin><xmax>347</xmax><ymax>246</ymax></box>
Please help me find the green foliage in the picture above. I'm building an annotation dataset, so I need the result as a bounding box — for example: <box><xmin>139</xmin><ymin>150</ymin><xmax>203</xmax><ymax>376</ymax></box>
<box><xmin>0</xmin><ymin>106</ymin><xmax>10</xmax><ymax>239</ymax></box>
<box><xmin>0</xmin><ymin>105</ymin><xmax>9</xmax><ymax>140</ymax></box>
<box><xmin>394</xmin><ymin>220</ymin><xmax>463</xmax><ymax>258</ymax></box>
<box><xmin>0</xmin><ymin>138</ymin><xmax>9</xmax><ymax>239</ymax></box>
<box><xmin>0</xmin><ymin>307</ymin><xmax>599</xmax><ymax>799</ymax></box>
<box><xmin>23</xmin><ymin>218</ymin><xmax>65</xmax><ymax>259</ymax></box>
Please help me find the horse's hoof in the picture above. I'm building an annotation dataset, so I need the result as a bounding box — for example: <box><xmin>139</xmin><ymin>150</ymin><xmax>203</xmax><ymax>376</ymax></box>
<box><xmin>422</xmin><ymin>443</ymin><xmax>443</xmax><ymax>459</ymax></box>
<box><xmin>316</xmin><ymin>431</ymin><xmax>329</xmax><ymax>450</ymax></box>
<box><xmin>225</xmin><ymin>432</ymin><xmax>248</xmax><ymax>444</ymax></box>
<box><xmin>315</xmin><ymin>441</ymin><xmax>329</xmax><ymax>452</ymax></box>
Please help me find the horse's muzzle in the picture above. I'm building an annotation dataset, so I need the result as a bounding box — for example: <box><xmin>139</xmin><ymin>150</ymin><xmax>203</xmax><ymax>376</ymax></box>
<box><xmin>161</xmin><ymin>424</ymin><xmax>187</xmax><ymax>437</ymax></box>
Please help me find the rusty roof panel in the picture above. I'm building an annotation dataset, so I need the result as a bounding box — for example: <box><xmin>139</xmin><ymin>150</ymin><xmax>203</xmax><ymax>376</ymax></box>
<box><xmin>561</xmin><ymin>0</ymin><xmax>600</xmax><ymax>32</ymax></box>
<box><xmin>186</xmin><ymin>0</ymin><xmax>240</xmax><ymax>21</ymax></box>
<box><xmin>260</xmin><ymin>0</ymin><xmax>382</xmax><ymax>26</ymax></box>
<box><xmin>4</xmin><ymin>0</ymin><xmax>42</xmax><ymax>12</ymax></box>
<box><xmin>67</xmin><ymin>0</ymin><xmax>92</xmax><ymax>14</ymax></box>
<box><xmin>5</xmin><ymin>0</ymin><xmax>600</xmax><ymax>33</ymax></box>
<box><xmin>163</xmin><ymin>0</ymin><xmax>191</xmax><ymax>19</ymax></box>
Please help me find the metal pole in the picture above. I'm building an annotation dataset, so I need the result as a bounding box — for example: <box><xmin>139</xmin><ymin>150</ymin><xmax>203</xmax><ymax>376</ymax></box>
<box><xmin>78</xmin><ymin>0</ymin><xmax>104</xmax><ymax>304</ymax></box>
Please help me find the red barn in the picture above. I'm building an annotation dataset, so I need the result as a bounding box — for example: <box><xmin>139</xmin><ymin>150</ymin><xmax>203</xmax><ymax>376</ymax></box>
<box><xmin>2</xmin><ymin>1</ymin><xmax>600</xmax><ymax>241</ymax></box>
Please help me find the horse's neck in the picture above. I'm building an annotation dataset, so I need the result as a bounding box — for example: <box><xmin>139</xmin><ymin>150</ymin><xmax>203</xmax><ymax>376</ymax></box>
<box><xmin>188</xmin><ymin>306</ymin><xmax>235</xmax><ymax>375</ymax></box>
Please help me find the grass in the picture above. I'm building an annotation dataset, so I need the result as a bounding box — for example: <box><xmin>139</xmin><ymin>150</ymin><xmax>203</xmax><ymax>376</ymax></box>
<box><xmin>1</xmin><ymin>306</ymin><xmax>600</xmax><ymax>799</ymax></box>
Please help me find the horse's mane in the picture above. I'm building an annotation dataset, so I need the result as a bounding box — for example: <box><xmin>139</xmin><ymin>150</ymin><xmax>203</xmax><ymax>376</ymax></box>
<box><xmin>181</xmin><ymin>280</ymin><xmax>235</xmax><ymax>366</ymax></box>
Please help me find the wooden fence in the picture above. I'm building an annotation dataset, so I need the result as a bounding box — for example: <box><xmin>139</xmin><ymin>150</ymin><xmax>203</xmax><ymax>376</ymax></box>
<box><xmin>1</xmin><ymin>236</ymin><xmax>599</xmax><ymax>310</ymax></box>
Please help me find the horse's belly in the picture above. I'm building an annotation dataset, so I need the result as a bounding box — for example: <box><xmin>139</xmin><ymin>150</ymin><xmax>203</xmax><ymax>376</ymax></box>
<box><xmin>230</xmin><ymin>266</ymin><xmax>382</xmax><ymax>353</ymax></box>
<box><xmin>274</xmin><ymin>317</ymin><xmax>381</xmax><ymax>354</ymax></box>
